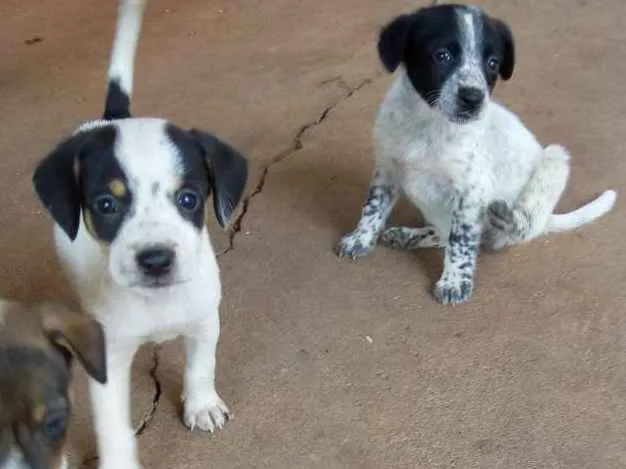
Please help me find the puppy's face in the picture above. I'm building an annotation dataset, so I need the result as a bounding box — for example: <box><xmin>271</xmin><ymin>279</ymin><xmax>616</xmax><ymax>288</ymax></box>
<box><xmin>378</xmin><ymin>4</ymin><xmax>515</xmax><ymax>123</ymax></box>
<box><xmin>33</xmin><ymin>118</ymin><xmax>248</xmax><ymax>291</ymax></box>
<box><xmin>0</xmin><ymin>301</ymin><xmax>106</xmax><ymax>469</ymax></box>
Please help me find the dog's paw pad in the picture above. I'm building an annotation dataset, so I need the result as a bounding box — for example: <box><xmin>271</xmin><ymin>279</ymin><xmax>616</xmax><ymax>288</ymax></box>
<box><xmin>183</xmin><ymin>394</ymin><xmax>231</xmax><ymax>433</ymax></box>
<box><xmin>334</xmin><ymin>233</ymin><xmax>375</xmax><ymax>259</ymax></box>
<box><xmin>433</xmin><ymin>278</ymin><xmax>474</xmax><ymax>305</ymax></box>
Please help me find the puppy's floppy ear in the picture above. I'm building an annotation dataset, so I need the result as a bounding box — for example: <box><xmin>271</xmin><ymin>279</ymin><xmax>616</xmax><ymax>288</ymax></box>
<box><xmin>378</xmin><ymin>14</ymin><xmax>412</xmax><ymax>73</ymax></box>
<box><xmin>189</xmin><ymin>129</ymin><xmax>248</xmax><ymax>228</ymax></box>
<box><xmin>493</xmin><ymin>18</ymin><xmax>515</xmax><ymax>80</ymax></box>
<box><xmin>32</xmin><ymin>134</ymin><xmax>85</xmax><ymax>241</ymax></box>
<box><xmin>41</xmin><ymin>306</ymin><xmax>107</xmax><ymax>384</ymax></box>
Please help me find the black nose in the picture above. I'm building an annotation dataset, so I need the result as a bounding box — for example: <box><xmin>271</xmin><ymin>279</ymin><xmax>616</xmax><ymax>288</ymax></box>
<box><xmin>136</xmin><ymin>247</ymin><xmax>175</xmax><ymax>276</ymax></box>
<box><xmin>457</xmin><ymin>87</ymin><xmax>485</xmax><ymax>109</ymax></box>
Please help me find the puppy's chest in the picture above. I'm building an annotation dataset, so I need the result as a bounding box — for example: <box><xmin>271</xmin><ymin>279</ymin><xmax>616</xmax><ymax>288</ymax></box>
<box><xmin>93</xmin><ymin>284</ymin><xmax>219</xmax><ymax>341</ymax></box>
<box><xmin>393</xmin><ymin>135</ymin><xmax>486</xmax><ymax>204</ymax></box>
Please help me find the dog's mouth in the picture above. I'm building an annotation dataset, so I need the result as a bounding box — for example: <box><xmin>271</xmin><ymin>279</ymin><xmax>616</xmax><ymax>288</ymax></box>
<box><xmin>450</xmin><ymin>104</ymin><xmax>485</xmax><ymax>124</ymax></box>
<box><xmin>144</xmin><ymin>277</ymin><xmax>189</xmax><ymax>288</ymax></box>
<box><xmin>454</xmin><ymin>109</ymin><xmax>480</xmax><ymax>122</ymax></box>
<box><xmin>122</xmin><ymin>275</ymin><xmax>190</xmax><ymax>291</ymax></box>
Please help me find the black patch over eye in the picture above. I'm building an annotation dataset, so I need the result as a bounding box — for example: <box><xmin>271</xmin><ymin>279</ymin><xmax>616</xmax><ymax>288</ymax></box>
<box><xmin>176</xmin><ymin>188</ymin><xmax>200</xmax><ymax>213</ymax></box>
<box><xmin>434</xmin><ymin>48</ymin><xmax>452</xmax><ymax>64</ymax></box>
<box><xmin>487</xmin><ymin>56</ymin><xmax>500</xmax><ymax>71</ymax></box>
<box><xmin>43</xmin><ymin>410</ymin><xmax>67</xmax><ymax>442</ymax></box>
<box><xmin>92</xmin><ymin>194</ymin><xmax>120</xmax><ymax>215</ymax></box>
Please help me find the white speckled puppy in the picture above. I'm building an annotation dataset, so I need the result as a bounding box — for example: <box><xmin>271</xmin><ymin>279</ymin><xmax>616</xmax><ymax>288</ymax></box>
<box><xmin>32</xmin><ymin>1</ymin><xmax>248</xmax><ymax>468</ymax></box>
<box><xmin>336</xmin><ymin>4</ymin><xmax>616</xmax><ymax>305</ymax></box>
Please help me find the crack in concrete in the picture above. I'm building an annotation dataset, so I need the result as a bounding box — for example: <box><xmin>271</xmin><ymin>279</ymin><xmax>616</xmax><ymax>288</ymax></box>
<box><xmin>78</xmin><ymin>455</ymin><xmax>98</xmax><ymax>469</ymax></box>
<box><xmin>77</xmin><ymin>347</ymin><xmax>162</xmax><ymax>469</ymax></box>
<box><xmin>219</xmin><ymin>77</ymin><xmax>373</xmax><ymax>256</ymax></box>
<box><xmin>134</xmin><ymin>346</ymin><xmax>162</xmax><ymax>436</ymax></box>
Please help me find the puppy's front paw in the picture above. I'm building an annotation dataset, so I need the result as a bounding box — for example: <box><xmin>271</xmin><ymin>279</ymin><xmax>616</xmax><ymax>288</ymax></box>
<box><xmin>334</xmin><ymin>232</ymin><xmax>375</xmax><ymax>259</ymax></box>
<box><xmin>183</xmin><ymin>391</ymin><xmax>231</xmax><ymax>433</ymax></box>
<box><xmin>433</xmin><ymin>277</ymin><xmax>474</xmax><ymax>305</ymax></box>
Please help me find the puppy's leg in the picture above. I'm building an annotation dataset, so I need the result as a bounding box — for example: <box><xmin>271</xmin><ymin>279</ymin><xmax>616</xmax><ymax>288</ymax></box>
<box><xmin>380</xmin><ymin>226</ymin><xmax>443</xmax><ymax>249</ymax></box>
<box><xmin>335</xmin><ymin>168</ymin><xmax>399</xmax><ymax>259</ymax></box>
<box><xmin>434</xmin><ymin>195</ymin><xmax>482</xmax><ymax>305</ymax></box>
<box><xmin>182</xmin><ymin>315</ymin><xmax>230</xmax><ymax>433</ymax></box>
<box><xmin>89</xmin><ymin>343</ymin><xmax>140</xmax><ymax>469</ymax></box>
<box><xmin>486</xmin><ymin>145</ymin><xmax>570</xmax><ymax>249</ymax></box>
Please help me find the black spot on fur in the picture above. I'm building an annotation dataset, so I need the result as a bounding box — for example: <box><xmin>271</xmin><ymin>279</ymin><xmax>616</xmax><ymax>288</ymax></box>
<box><xmin>167</xmin><ymin>125</ymin><xmax>248</xmax><ymax>229</ymax></box>
<box><xmin>33</xmin><ymin>126</ymin><xmax>123</xmax><ymax>241</ymax></box>
<box><xmin>165</xmin><ymin>125</ymin><xmax>211</xmax><ymax>230</ymax></box>
<box><xmin>103</xmin><ymin>79</ymin><xmax>131</xmax><ymax>120</ymax></box>
<box><xmin>78</xmin><ymin>127</ymin><xmax>132</xmax><ymax>243</ymax></box>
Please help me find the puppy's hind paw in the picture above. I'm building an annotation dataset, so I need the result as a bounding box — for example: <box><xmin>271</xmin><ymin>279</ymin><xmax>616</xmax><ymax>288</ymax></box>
<box><xmin>380</xmin><ymin>227</ymin><xmax>410</xmax><ymax>249</ymax></box>
<box><xmin>487</xmin><ymin>200</ymin><xmax>516</xmax><ymax>231</ymax></box>
<box><xmin>183</xmin><ymin>392</ymin><xmax>231</xmax><ymax>433</ymax></box>
<box><xmin>433</xmin><ymin>278</ymin><xmax>474</xmax><ymax>305</ymax></box>
<box><xmin>334</xmin><ymin>232</ymin><xmax>375</xmax><ymax>260</ymax></box>
<box><xmin>381</xmin><ymin>226</ymin><xmax>442</xmax><ymax>250</ymax></box>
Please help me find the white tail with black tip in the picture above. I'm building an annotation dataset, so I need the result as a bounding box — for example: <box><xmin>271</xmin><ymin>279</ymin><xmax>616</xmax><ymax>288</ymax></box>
<box><xmin>103</xmin><ymin>0</ymin><xmax>148</xmax><ymax>120</ymax></box>
<box><xmin>546</xmin><ymin>189</ymin><xmax>617</xmax><ymax>234</ymax></box>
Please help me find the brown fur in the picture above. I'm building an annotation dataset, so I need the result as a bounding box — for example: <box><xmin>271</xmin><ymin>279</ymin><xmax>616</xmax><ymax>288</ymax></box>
<box><xmin>0</xmin><ymin>299</ymin><xmax>106</xmax><ymax>469</ymax></box>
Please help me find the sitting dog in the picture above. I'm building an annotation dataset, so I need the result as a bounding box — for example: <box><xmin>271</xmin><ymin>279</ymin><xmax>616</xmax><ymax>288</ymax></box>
<box><xmin>0</xmin><ymin>299</ymin><xmax>106</xmax><ymax>469</ymax></box>
<box><xmin>32</xmin><ymin>1</ymin><xmax>248</xmax><ymax>468</ymax></box>
<box><xmin>335</xmin><ymin>3</ymin><xmax>617</xmax><ymax>305</ymax></box>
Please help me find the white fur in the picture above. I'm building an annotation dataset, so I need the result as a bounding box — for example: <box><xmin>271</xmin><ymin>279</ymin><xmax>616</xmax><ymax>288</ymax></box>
<box><xmin>54</xmin><ymin>119</ymin><xmax>229</xmax><ymax>469</ymax></box>
<box><xmin>108</xmin><ymin>0</ymin><xmax>147</xmax><ymax>96</ymax></box>
<box><xmin>373</xmin><ymin>68</ymin><xmax>616</xmax><ymax>243</ymax></box>
<box><xmin>49</xmin><ymin>1</ymin><xmax>231</xmax><ymax>467</ymax></box>
<box><xmin>376</xmin><ymin>69</ymin><xmax>541</xmax><ymax>236</ymax></box>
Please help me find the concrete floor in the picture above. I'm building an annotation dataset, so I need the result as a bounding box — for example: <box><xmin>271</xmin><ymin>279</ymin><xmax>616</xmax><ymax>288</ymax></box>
<box><xmin>1</xmin><ymin>0</ymin><xmax>625</xmax><ymax>468</ymax></box>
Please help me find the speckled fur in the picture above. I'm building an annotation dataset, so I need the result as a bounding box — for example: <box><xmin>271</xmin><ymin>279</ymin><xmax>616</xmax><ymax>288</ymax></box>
<box><xmin>336</xmin><ymin>5</ymin><xmax>616</xmax><ymax>305</ymax></box>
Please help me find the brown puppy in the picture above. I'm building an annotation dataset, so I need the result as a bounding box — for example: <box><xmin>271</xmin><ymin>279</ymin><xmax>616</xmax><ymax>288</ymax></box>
<box><xmin>0</xmin><ymin>299</ymin><xmax>106</xmax><ymax>469</ymax></box>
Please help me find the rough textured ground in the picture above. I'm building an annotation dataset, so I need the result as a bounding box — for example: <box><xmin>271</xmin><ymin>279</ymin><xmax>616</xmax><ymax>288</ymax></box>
<box><xmin>1</xmin><ymin>0</ymin><xmax>625</xmax><ymax>468</ymax></box>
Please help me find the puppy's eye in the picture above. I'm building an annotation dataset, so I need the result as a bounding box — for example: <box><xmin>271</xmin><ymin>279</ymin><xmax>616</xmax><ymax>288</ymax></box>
<box><xmin>176</xmin><ymin>189</ymin><xmax>200</xmax><ymax>212</ymax></box>
<box><xmin>43</xmin><ymin>411</ymin><xmax>67</xmax><ymax>441</ymax></box>
<box><xmin>93</xmin><ymin>194</ymin><xmax>120</xmax><ymax>216</ymax></box>
<box><xmin>487</xmin><ymin>56</ymin><xmax>500</xmax><ymax>71</ymax></box>
<box><xmin>434</xmin><ymin>48</ymin><xmax>452</xmax><ymax>64</ymax></box>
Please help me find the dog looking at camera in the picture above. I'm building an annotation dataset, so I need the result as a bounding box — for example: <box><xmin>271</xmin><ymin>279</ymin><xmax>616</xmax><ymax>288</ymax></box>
<box><xmin>0</xmin><ymin>299</ymin><xmax>106</xmax><ymax>469</ymax></box>
<box><xmin>335</xmin><ymin>3</ymin><xmax>616</xmax><ymax>305</ymax></box>
<box><xmin>32</xmin><ymin>1</ymin><xmax>248</xmax><ymax>468</ymax></box>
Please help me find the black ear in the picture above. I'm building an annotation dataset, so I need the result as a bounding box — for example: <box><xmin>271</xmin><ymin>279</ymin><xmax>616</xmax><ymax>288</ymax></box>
<box><xmin>378</xmin><ymin>14</ymin><xmax>412</xmax><ymax>73</ymax></box>
<box><xmin>493</xmin><ymin>18</ymin><xmax>515</xmax><ymax>80</ymax></box>
<box><xmin>32</xmin><ymin>135</ymin><xmax>85</xmax><ymax>241</ymax></box>
<box><xmin>189</xmin><ymin>129</ymin><xmax>248</xmax><ymax>228</ymax></box>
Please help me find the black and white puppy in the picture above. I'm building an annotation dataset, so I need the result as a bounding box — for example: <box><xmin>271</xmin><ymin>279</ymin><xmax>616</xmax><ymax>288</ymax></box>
<box><xmin>32</xmin><ymin>1</ymin><xmax>247</xmax><ymax>468</ymax></box>
<box><xmin>335</xmin><ymin>4</ymin><xmax>616</xmax><ymax>305</ymax></box>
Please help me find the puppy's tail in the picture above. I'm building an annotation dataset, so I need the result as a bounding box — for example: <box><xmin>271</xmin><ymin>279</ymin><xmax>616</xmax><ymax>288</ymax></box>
<box><xmin>545</xmin><ymin>189</ymin><xmax>617</xmax><ymax>234</ymax></box>
<box><xmin>103</xmin><ymin>0</ymin><xmax>148</xmax><ymax>120</ymax></box>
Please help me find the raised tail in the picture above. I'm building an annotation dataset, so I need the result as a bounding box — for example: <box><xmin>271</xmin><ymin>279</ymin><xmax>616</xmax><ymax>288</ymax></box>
<box><xmin>545</xmin><ymin>189</ymin><xmax>617</xmax><ymax>234</ymax></box>
<box><xmin>103</xmin><ymin>0</ymin><xmax>148</xmax><ymax>120</ymax></box>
